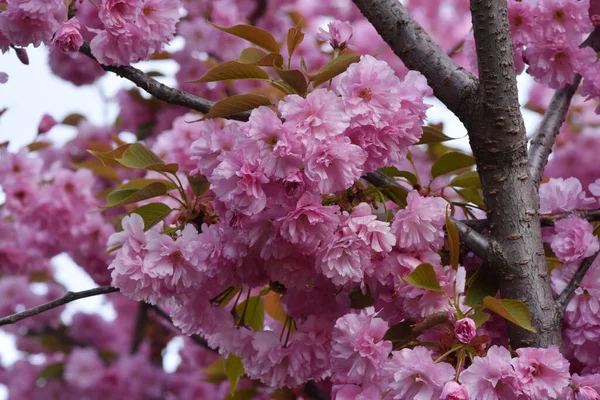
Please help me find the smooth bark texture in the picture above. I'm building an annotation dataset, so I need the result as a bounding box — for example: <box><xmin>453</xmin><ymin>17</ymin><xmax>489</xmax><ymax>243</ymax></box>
<box><xmin>350</xmin><ymin>0</ymin><xmax>477</xmax><ymax>120</ymax></box>
<box><xmin>468</xmin><ymin>0</ymin><xmax>561</xmax><ymax>348</ymax></box>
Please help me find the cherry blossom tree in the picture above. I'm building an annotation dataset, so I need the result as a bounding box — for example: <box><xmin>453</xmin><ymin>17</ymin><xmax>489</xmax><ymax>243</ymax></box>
<box><xmin>1</xmin><ymin>0</ymin><xmax>600</xmax><ymax>398</ymax></box>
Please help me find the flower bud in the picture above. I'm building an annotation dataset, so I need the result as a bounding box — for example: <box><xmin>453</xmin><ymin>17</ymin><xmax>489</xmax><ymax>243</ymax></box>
<box><xmin>454</xmin><ymin>317</ymin><xmax>476</xmax><ymax>343</ymax></box>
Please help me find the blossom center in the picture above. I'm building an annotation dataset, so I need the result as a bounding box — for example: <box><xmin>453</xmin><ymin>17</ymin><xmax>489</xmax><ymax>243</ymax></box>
<box><xmin>358</xmin><ymin>88</ymin><xmax>372</xmax><ymax>102</ymax></box>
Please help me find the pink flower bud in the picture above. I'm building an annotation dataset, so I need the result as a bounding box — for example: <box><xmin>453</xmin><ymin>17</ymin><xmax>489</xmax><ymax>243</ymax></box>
<box><xmin>317</xmin><ymin>20</ymin><xmax>353</xmax><ymax>50</ymax></box>
<box><xmin>0</xmin><ymin>72</ymin><xmax>8</xmax><ymax>84</ymax></box>
<box><xmin>454</xmin><ymin>318</ymin><xmax>476</xmax><ymax>344</ymax></box>
<box><xmin>441</xmin><ymin>381</ymin><xmax>470</xmax><ymax>400</ymax></box>
<box><xmin>38</xmin><ymin>114</ymin><xmax>57</xmax><ymax>134</ymax></box>
<box><xmin>53</xmin><ymin>18</ymin><xmax>83</xmax><ymax>53</ymax></box>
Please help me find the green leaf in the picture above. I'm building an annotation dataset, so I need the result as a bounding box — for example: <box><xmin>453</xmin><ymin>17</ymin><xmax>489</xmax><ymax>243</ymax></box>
<box><xmin>187</xmin><ymin>175</ymin><xmax>211</xmax><ymax>197</ymax></box>
<box><xmin>88</xmin><ymin>143</ymin><xmax>131</xmax><ymax>166</ymax></box>
<box><xmin>114</xmin><ymin>142</ymin><xmax>164</xmax><ymax>169</ymax></box>
<box><xmin>236</xmin><ymin>296</ymin><xmax>265</xmax><ymax>331</ymax></box>
<box><xmin>308</xmin><ymin>53</ymin><xmax>361</xmax><ymax>87</ymax></box>
<box><xmin>431</xmin><ymin>152</ymin><xmax>476</xmax><ymax>178</ymax></box>
<box><xmin>223</xmin><ymin>354</ymin><xmax>245</xmax><ymax>396</ymax></box>
<box><xmin>466</xmin><ymin>270</ymin><xmax>499</xmax><ymax>307</ymax></box>
<box><xmin>202</xmin><ymin>94</ymin><xmax>272</xmax><ymax>120</ymax></box>
<box><xmin>128</xmin><ymin>203</ymin><xmax>172</xmax><ymax>231</ymax></box>
<box><xmin>101</xmin><ymin>182</ymin><xmax>169</xmax><ymax>209</ymax></box>
<box><xmin>383</xmin><ymin>320</ymin><xmax>418</xmax><ymax>350</ymax></box>
<box><xmin>454</xmin><ymin>187</ymin><xmax>486</xmax><ymax>208</ymax></box>
<box><xmin>381</xmin><ymin>184</ymin><xmax>409</xmax><ymax>207</ymax></box>
<box><xmin>61</xmin><ymin>113</ymin><xmax>86</xmax><ymax>126</ymax></box>
<box><xmin>189</xmin><ymin>61</ymin><xmax>269</xmax><ymax>83</ymax></box>
<box><xmin>483</xmin><ymin>296</ymin><xmax>537</xmax><ymax>332</ymax></box>
<box><xmin>210</xmin><ymin>23</ymin><xmax>280</xmax><ymax>53</ymax></box>
<box><xmin>404</xmin><ymin>263</ymin><xmax>443</xmax><ymax>292</ymax></box>
<box><xmin>470</xmin><ymin>308</ymin><xmax>491</xmax><ymax>328</ymax></box>
<box><xmin>287</xmin><ymin>24</ymin><xmax>305</xmax><ymax>59</ymax></box>
<box><xmin>118</xmin><ymin>178</ymin><xmax>177</xmax><ymax>191</ymax></box>
<box><xmin>378</xmin><ymin>167</ymin><xmax>418</xmax><ymax>185</ymax></box>
<box><xmin>238</xmin><ymin>48</ymin><xmax>283</xmax><ymax>67</ymax></box>
<box><xmin>73</xmin><ymin>159</ymin><xmax>121</xmax><ymax>182</ymax></box>
<box><xmin>274</xmin><ymin>66</ymin><xmax>307</xmax><ymax>95</ymax></box>
<box><xmin>446</xmin><ymin>212</ymin><xmax>460</xmax><ymax>270</ymax></box>
<box><xmin>38</xmin><ymin>362</ymin><xmax>65</xmax><ymax>380</ymax></box>
<box><xmin>451</xmin><ymin>170</ymin><xmax>481</xmax><ymax>188</ymax></box>
<box><xmin>415</xmin><ymin>126</ymin><xmax>456</xmax><ymax>145</ymax></box>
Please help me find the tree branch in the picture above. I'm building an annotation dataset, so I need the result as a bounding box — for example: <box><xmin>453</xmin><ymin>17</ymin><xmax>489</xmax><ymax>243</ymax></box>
<box><xmin>351</xmin><ymin>0</ymin><xmax>478</xmax><ymax>120</ymax></box>
<box><xmin>451</xmin><ymin>217</ymin><xmax>489</xmax><ymax>258</ymax></box>
<box><xmin>528</xmin><ymin>75</ymin><xmax>582</xmax><ymax>185</ymax></box>
<box><xmin>130</xmin><ymin>302</ymin><xmax>149</xmax><ymax>354</ymax></box>
<box><xmin>0</xmin><ymin>286</ymin><xmax>119</xmax><ymax>327</ymax></box>
<box><xmin>557</xmin><ymin>251</ymin><xmax>600</xmax><ymax>311</ymax></box>
<box><xmin>462</xmin><ymin>208</ymin><xmax>600</xmax><ymax>231</ymax></box>
<box><xmin>468</xmin><ymin>0</ymin><xmax>562</xmax><ymax>348</ymax></box>
<box><xmin>78</xmin><ymin>43</ymin><xmax>252</xmax><ymax>121</ymax></box>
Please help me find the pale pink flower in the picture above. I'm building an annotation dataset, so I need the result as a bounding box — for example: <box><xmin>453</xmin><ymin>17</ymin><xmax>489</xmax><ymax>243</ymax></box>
<box><xmin>317</xmin><ymin>20</ymin><xmax>353</xmax><ymax>50</ymax></box>
<box><xmin>279</xmin><ymin>89</ymin><xmax>350</xmax><ymax>141</ymax></box>
<box><xmin>64</xmin><ymin>348</ymin><xmax>105</xmax><ymax>389</ymax></box>
<box><xmin>512</xmin><ymin>346</ymin><xmax>570</xmax><ymax>398</ymax></box>
<box><xmin>331</xmin><ymin>307</ymin><xmax>392</xmax><ymax>385</ymax></box>
<box><xmin>346</xmin><ymin>203</ymin><xmax>396</xmax><ymax>252</ymax></box>
<box><xmin>539</xmin><ymin>177</ymin><xmax>596</xmax><ymax>214</ymax></box>
<box><xmin>391</xmin><ymin>191</ymin><xmax>448</xmax><ymax>252</ymax></box>
<box><xmin>550</xmin><ymin>216</ymin><xmax>599</xmax><ymax>263</ymax></box>
<box><xmin>385</xmin><ymin>346</ymin><xmax>455</xmax><ymax>399</ymax></box>
<box><xmin>460</xmin><ymin>345</ymin><xmax>519</xmax><ymax>399</ymax></box>
<box><xmin>137</xmin><ymin>0</ymin><xmax>181</xmax><ymax>49</ymax></box>
<box><xmin>53</xmin><ymin>18</ymin><xmax>83</xmax><ymax>52</ymax></box>
<box><xmin>525</xmin><ymin>40</ymin><xmax>586</xmax><ymax>89</ymax></box>
<box><xmin>337</xmin><ymin>55</ymin><xmax>402</xmax><ymax>128</ymax></box>
<box><xmin>333</xmin><ymin>384</ymin><xmax>383</xmax><ymax>400</ymax></box>
<box><xmin>317</xmin><ymin>229</ymin><xmax>371</xmax><ymax>286</ymax></box>
<box><xmin>304</xmin><ymin>137</ymin><xmax>367</xmax><ymax>194</ymax></box>
<box><xmin>277</xmin><ymin>193</ymin><xmax>340</xmax><ymax>251</ymax></box>
<box><xmin>563</xmin><ymin>374</ymin><xmax>600</xmax><ymax>400</ymax></box>
<box><xmin>99</xmin><ymin>0</ymin><xmax>141</xmax><ymax>35</ymax></box>
<box><xmin>90</xmin><ymin>29</ymin><xmax>152</xmax><ymax>66</ymax></box>
<box><xmin>455</xmin><ymin>318</ymin><xmax>476</xmax><ymax>344</ymax></box>
<box><xmin>441</xmin><ymin>381</ymin><xmax>470</xmax><ymax>400</ymax></box>
<box><xmin>107</xmin><ymin>213</ymin><xmax>146</xmax><ymax>252</ymax></box>
<box><xmin>590</xmin><ymin>179</ymin><xmax>600</xmax><ymax>197</ymax></box>
<box><xmin>190</xmin><ymin>120</ymin><xmax>240</xmax><ymax>177</ymax></box>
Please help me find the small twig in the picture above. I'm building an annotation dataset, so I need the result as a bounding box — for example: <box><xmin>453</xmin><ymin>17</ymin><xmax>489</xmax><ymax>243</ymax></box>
<box><xmin>130</xmin><ymin>303</ymin><xmax>149</xmax><ymax>354</ymax></box>
<box><xmin>557</xmin><ymin>251</ymin><xmax>600</xmax><ymax>310</ymax></box>
<box><xmin>0</xmin><ymin>286</ymin><xmax>119</xmax><ymax>327</ymax></box>
<box><xmin>363</xmin><ymin>170</ymin><xmax>406</xmax><ymax>188</ymax></box>
<box><xmin>78</xmin><ymin>43</ymin><xmax>252</xmax><ymax>122</ymax></box>
<box><xmin>451</xmin><ymin>217</ymin><xmax>489</xmax><ymax>259</ymax></box>
<box><xmin>462</xmin><ymin>209</ymin><xmax>600</xmax><ymax>231</ymax></box>
<box><xmin>528</xmin><ymin>75</ymin><xmax>582</xmax><ymax>185</ymax></box>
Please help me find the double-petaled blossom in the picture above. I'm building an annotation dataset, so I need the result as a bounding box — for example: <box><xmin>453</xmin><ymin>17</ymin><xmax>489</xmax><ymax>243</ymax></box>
<box><xmin>512</xmin><ymin>346</ymin><xmax>570</xmax><ymax>398</ymax></box>
<box><xmin>330</xmin><ymin>308</ymin><xmax>392</xmax><ymax>386</ymax></box>
<box><xmin>460</xmin><ymin>346</ymin><xmax>519</xmax><ymax>399</ymax></box>
<box><xmin>52</xmin><ymin>18</ymin><xmax>84</xmax><ymax>52</ymax></box>
<box><xmin>317</xmin><ymin>20</ymin><xmax>353</xmax><ymax>50</ymax></box>
<box><xmin>550</xmin><ymin>216</ymin><xmax>599</xmax><ymax>263</ymax></box>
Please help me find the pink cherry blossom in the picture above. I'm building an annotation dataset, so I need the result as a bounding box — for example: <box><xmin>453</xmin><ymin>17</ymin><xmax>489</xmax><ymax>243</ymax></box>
<box><xmin>385</xmin><ymin>346</ymin><xmax>455</xmax><ymax>399</ymax></box>
<box><xmin>550</xmin><ymin>216</ymin><xmax>599</xmax><ymax>263</ymax></box>
<box><xmin>333</xmin><ymin>384</ymin><xmax>382</xmax><ymax>399</ymax></box>
<box><xmin>64</xmin><ymin>348</ymin><xmax>105</xmax><ymax>389</ymax></box>
<box><xmin>53</xmin><ymin>18</ymin><xmax>84</xmax><ymax>52</ymax></box>
<box><xmin>391</xmin><ymin>190</ymin><xmax>448</xmax><ymax>252</ymax></box>
<box><xmin>460</xmin><ymin>345</ymin><xmax>519</xmax><ymax>399</ymax></box>
<box><xmin>317</xmin><ymin>20</ymin><xmax>353</xmax><ymax>50</ymax></box>
<box><xmin>455</xmin><ymin>318</ymin><xmax>476</xmax><ymax>344</ymax></box>
<box><xmin>279</xmin><ymin>89</ymin><xmax>350</xmax><ymax>141</ymax></box>
<box><xmin>441</xmin><ymin>381</ymin><xmax>470</xmax><ymax>400</ymax></box>
<box><xmin>37</xmin><ymin>114</ymin><xmax>56</xmax><ymax>134</ymax></box>
<box><xmin>539</xmin><ymin>177</ymin><xmax>596</xmax><ymax>214</ymax></box>
<box><xmin>331</xmin><ymin>307</ymin><xmax>392</xmax><ymax>386</ymax></box>
<box><xmin>346</xmin><ymin>203</ymin><xmax>396</xmax><ymax>252</ymax></box>
<box><xmin>512</xmin><ymin>346</ymin><xmax>570</xmax><ymax>398</ymax></box>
